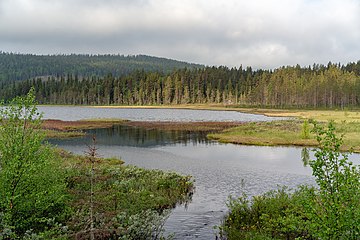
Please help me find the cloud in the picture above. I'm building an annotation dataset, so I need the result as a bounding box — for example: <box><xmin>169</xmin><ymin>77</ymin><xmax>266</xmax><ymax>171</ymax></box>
<box><xmin>0</xmin><ymin>0</ymin><xmax>359</xmax><ymax>68</ymax></box>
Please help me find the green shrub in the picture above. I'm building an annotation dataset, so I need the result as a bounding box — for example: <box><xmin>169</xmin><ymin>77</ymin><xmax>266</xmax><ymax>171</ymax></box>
<box><xmin>0</xmin><ymin>90</ymin><xmax>69</xmax><ymax>237</ymax></box>
<box><xmin>301</xmin><ymin>119</ymin><xmax>310</xmax><ymax>139</ymax></box>
<box><xmin>220</xmin><ymin>121</ymin><xmax>360</xmax><ymax>239</ymax></box>
<box><xmin>218</xmin><ymin>187</ymin><xmax>311</xmax><ymax>240</ymax></box>
<box><xmin>113</xmin><ymin>209</ymin><xmax>172</xmax><ymax>240</ymax></box>
<box><xmin>65</xmin><ymin>157</ymin><xmax>193</xmax><ymax>239</ymax></box>
<box><xmin>303</xmin><ymin>121</ymin><xmax>360</xmax><ymax>239</ymax></box>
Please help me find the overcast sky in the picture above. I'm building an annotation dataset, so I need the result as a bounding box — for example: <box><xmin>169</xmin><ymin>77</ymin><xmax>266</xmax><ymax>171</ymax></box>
<box><xmin>0</xmin><ymin>0</ymin><xmax>359</xmax><ymax>68</ymax></box>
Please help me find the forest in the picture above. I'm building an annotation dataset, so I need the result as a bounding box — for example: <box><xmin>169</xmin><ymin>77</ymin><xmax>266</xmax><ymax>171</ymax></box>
<box><xmin>0</xmin><ymin>52</ymin><xmax>203</xmax><ymax>84</ymax></box>
<box><xmin>1</xmin><ymin>60</ymin><xmax>360</xmax><ymax>108</ymax></box>
<box><xmin>1</xmin><ymin>52</ymin><xmax>360</xmax><ymax>108</ymax></box>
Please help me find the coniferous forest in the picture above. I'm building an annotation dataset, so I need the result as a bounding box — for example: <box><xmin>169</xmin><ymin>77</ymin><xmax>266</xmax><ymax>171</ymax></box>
<box><xmin>1</xmin><ymin>52</ymin><xmax>360</xmax><ymax>108</ymax></box>
<box><xmin>0</xmin><ymin>52</ymin><xmax>203</xmax><ymax>83</ymax></box>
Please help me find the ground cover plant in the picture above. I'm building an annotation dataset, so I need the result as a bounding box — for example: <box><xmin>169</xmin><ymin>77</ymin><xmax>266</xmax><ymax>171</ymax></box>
<box><xmin>219</xmin><ymin>121</ymin><xmax>360</xmax><ymax>239</ymax></box>
<box><xmin>0</xmin><ymin>91</ymin><xmax>194</xmax><ymax>239</ymax></box>
<box><xmin>61</xmin><ymin>149</ymin><xmax>193</xmax><ymax>239</ymax></box>
<box><xmin>209</xmin><ymin>119</ymin><xmax>360</xmax><ymax>152</ymax></box>
<box><xmin>0</xmin><ymin>90</ymin><xmax>69</xmax><ymax>239</ymax></box>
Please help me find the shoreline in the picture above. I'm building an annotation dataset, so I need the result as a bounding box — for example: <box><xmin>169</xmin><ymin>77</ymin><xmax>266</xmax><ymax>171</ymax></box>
<box><xmin>41</xmin><ymin>107</ymin><xmax>360</xmax><ymax>152</ymax></box>
<box><xmin>39</xmin><ymin>104</ymin><xmax>360</xmax><ymax>122</ymax></box>
<box><xmin>42</xmin><ymin>119</ymin><xmax>127</xmax><ymax>138</ymax></box>
<box><xmin>41</xmin><ymin>119</ymin><xmax>243</xmax><ymax>138</ymax></box>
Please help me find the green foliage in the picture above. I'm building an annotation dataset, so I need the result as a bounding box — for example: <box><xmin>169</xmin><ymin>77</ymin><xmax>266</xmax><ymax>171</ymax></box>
<box><xmin>208</xmin><ymin>120</ymin><xmax>317</xmax><ymax>147</ymax></box>
<box><xmin>63</xmin><ymin>152</ymin><xmax>193</xmax><ymax>239</ymax></box>
<box><xmin>0</xmin><ymin>52</ymin><xmax>203</xmax><ymax>83</ymax></box>
<box><xmin>0</xmin><ymin>90</ymin><xmax>195</xmax><ymax>239</ymax></box>
<box><xmin>2</xmin><ymin>57</ymin><xmax>360</xmax><ymax>108</ymax></box>
<box><xmin>301</xmin><ymin>147</ymin><xmax>310</xmax><ymax>166</ymax></box>
<box><xmin>0</xmin><ymin>90</ymin><xmax>68</xmax><ymax>237</ymax></box>
<box><xmin>302</xmin><ymin>121</ymin><xmax>360</xmax><ymax>239</ymax></box>
<box><xmin>113</xmin><ymin>209</ymin><xmax>172</xmax><ymax>240</ymax></box>
<box><xmin>300</xmin><ymin>119</ymin><xmax>310</xmax><ymax>139</ymax></box>
<box><xmin>248</xmin><ymin>63</ymin><xmax>360</xmax><ymax>108</ymax></box>
<box><xmin>218</xmin><ymin>188</ymin><xmax>310</xmax><ymax>240</ymax></box>
<box><xmin>220</xmin><ymin>121</ymin><xmax>360</xmax><ymax>239</ymax></box>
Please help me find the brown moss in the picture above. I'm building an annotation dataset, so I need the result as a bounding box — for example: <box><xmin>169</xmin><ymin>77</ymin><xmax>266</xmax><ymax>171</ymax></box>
<box><xmin>42</xmin><ymin>119</ymin><xmax>126</xmax><ymax>131</ymax></box>
<box><xmin>42</xmin><ymin>119</ymin><xmax>127</xmax><ymax>138</ymax></box>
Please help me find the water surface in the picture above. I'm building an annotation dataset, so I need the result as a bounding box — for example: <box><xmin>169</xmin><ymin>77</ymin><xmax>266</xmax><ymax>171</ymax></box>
<box><xmin>50</xmin><ymin>125</ymin><xmax>317</xmax><ymax>239</ymax></box>
<box><xmin>45</xmin><ymin>107</ymin><xmax>358</xmax><ymax>239</ymax></box>
<box><xmin>38</xmin><ymin>106</ymin><xmax>284</xmax><ymax>122</ymax></box>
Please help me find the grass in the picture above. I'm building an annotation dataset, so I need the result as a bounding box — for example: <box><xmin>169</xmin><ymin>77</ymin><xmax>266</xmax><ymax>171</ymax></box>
<box><xmin>208</xmin><ymin>120</ymin><xmax>317</xmax><ymax>146</ymax></box>
<box><xmin>42</xmin><ymin>119</ymin><xmax>127</xmax><ymax>139</ymax></box>
<box><xmin>42</xmin><ymin>106</ymin><xmax>360</xmax><ymax>150</ymax></box>
<box><xmin>55</xmin><ymin>149</ymin><xmax>194</xmax><ymax>239</ymax></box>
<box><xmin>219</xmin><ymin>122</ymin><xmax>360</xmax><ymax>239</ymax></box>
<box><xmin>218</xmin><ymin>187</ymin><xmax>314</xmax><ymax>240</ymax></box>
<box><xmin>43</xmin><ymin>129</ymin><xmax>86</xmax><ymax>138</ymax></box>
<box><xmin>208</xmin><ymin>120</ymin><xmax>360</xmax><ymax>152</ymax></box>
<box><xmin>43</xmin><ymin>119</ymin><xmax>242</xmax><ymax>139</ymax></box>
<box><xmin>236</xmin><ymin>108</ymin><xmax>360</xmax><ymax>122</ymax></box>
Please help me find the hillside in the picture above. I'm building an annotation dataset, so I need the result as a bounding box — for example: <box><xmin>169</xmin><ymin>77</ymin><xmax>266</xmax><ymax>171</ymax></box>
<box><xmin>0</xmin><ymin>52</ymin><xmax>204</xmax><ymax>83</ymax></box>
<box><xmin>2</xmin><ymin>53</ymin><xmax>360</xmax><ymax>109</ymax></box>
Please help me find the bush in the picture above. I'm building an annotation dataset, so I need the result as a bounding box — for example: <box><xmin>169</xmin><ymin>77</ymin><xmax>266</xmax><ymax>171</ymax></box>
<box><xmin>113</xmin><ymin>209</ymin><xmax>171</xmax><ymax>240</ymax></box>
<box><xmin>220</xmin><ymin>121</ymin><xmax>360</xmax><ymax>239</ymax></box>
<box><xmin>218</xmin><ymin>187</ymin><xmax>311</xmax><ymax>240</ymax></box>
<box><xmin>64</xmin><ymin>153</ymin><xmax>193</xmax><ymax>239</ymax></box>
<box><xmin>0</xmin><ymin>90</ymin><xmax>69</xmax><ymax>237</ymax></box>
<box><xmin>301</xmin><ymin>119</ymin><xmax>310</xmax><ymax>139</ymax></box>
<box><xmin>303</xmin><ymin>121</ymin><xmax>360</xmax><ymax>239</ymax></box>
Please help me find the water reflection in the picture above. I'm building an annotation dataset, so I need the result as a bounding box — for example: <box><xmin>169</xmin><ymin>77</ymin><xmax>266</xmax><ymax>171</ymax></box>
<box><xmin>49</xmin><ymin>124</ymin><xmax>214</xmax><ymax>148</ymax></box>
<box><xmin>51</xmin><ymin>125</ymin><xmax>317</xmax><ymax>239</ymax></box>
<box><xmin>301</xmin><ymin>147</ymin><xmax>310</xmax><ymax>166</ymax></box>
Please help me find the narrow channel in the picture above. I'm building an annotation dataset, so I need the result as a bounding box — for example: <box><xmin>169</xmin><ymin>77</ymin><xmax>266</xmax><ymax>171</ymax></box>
<box><xmin>49</xmin><ymin>124</ymin><xmax>316</xmax><ymax>239</ymax></box>
<box><xmin>44</xmin><ymin>107</ymin><xmax>359</xmax><ymax>239</ymax></box>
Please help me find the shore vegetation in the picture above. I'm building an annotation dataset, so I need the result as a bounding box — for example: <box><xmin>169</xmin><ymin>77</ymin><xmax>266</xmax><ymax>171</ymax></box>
<box><xmin>208</xmin><ymin>119</ymin><xmax>360</xmax><ymax>152</ymax></box>
<box><xmin>219</xmin><ymin>122</ymin><xmax>360</xmax><ymax>239</ymax></box>
<box><xmin>0</xmin><ymin>91</ymin><xmax>194</xmax><ymax>239</ymax></box>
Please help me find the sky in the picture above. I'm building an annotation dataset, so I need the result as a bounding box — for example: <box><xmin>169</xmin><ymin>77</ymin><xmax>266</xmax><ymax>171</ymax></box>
<box><xmin>0</xmin><ymin>0</ymin><xmax>359</xmax><ymax>69</ymax></box>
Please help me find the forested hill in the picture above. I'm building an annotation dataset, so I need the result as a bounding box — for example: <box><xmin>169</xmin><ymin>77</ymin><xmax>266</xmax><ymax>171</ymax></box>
<box><xmin>3</xmin><ymin>61</ymin><xmax>360</xmax><ymax>108</ymax></box>
<box><xmin>0</xmin><ymin>52</ymin><xmax>204</xmax><ymax>83</ymax></box>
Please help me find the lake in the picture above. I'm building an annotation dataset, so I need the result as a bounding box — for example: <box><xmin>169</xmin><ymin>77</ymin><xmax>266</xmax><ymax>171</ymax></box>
<box><xmin>43</xmin><ymin>106</ymin><xmax>358</xmax><ymax>239</ymax></box>
<box><xmin>38</xmin><ymin>106</ymin><xmax>285</xmax><ymax>122</ymax></box>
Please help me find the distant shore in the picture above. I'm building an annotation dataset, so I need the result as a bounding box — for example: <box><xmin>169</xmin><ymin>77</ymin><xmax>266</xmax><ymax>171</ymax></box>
<box><xmin>88</xmin><ymin>104</ymin><xmax>360</xmax><ymax>122</ymax></box>
<box><xmin>41</xmin><ymin>118</ymin><xmax>242</xmax><ymax>139</ymax></box>
<box><xmin>40</xmin><ymin>106</ymin><xmax>360</xmax><ymax>152</ymax></box>
<box><xmin>39</xmin><ymin>104</ymin><xmax>360</xmax><ymax>122</ymax></box>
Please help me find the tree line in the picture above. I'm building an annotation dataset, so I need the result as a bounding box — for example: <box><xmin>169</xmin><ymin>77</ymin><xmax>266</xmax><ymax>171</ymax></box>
<box><xmin>248</xmin><ymin>63</ymin><xmax>360</xmax><ymax>108</ymax></box>
<box><xmin>2</xmin><ymin>60</ymin><xmax>360</xmax><ymax>108</ymax></box>
<box><xmin>0</xmin><ymin>52</ymin><xmax>203</xmax><ymax>84</ymax></box>
<box><xmin>0</xmin><ymin>91</ymin><xmax>194</xmax><ymax>239</ymax></box>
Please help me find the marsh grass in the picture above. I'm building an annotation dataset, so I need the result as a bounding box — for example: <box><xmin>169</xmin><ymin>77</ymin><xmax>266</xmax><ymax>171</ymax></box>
<box><xmin>208</xmin><ymin>120</ymin><xmax>317</xmax><ymax>147</ymax></box>
<box><xmin>42</xmin><ymin>119</ymin><xmax>126</xmax><ymax>131</ymax></box>
<box><xmin>217</xmin><ymin>188</ymin><xmax>311</xmax><ymax>240</ymax></box>
<box><xmin>42</xmin><ymin>119</ymin><xmax>127</xmax><ymax>139</ymax></box>
<box><xmin>43</xmin><ymin>129</ymin><xmax>86</xmax><ymax>138</ymax></box>
<box><xmin>56</xmin><ymin>149</ymin><xmax>194</xmax><ymax>239</ymax></box>
<box><xmin>219</xmin><ymin>122</ymin><xmax>360</xmax><ymax>239</ymax></box>
<box><xmin>208</xmin><ymin>120</ymin><xmax>360</xmax><ymax>152</ymax></box>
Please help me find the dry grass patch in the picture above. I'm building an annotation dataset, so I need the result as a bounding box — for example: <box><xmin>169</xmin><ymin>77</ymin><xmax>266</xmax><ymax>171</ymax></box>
<box><xmin>42</xmin><ymin>119</ymin><xmax>127</xmax><ymax>138</ymax></box>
